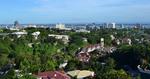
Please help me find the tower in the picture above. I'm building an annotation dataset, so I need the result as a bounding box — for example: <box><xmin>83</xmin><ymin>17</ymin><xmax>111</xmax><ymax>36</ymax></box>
<box><xmin>101</xmin><ymin>38</ymin><xmax>104</xmax><ymax>47</ymax></box>
<box><xmin>112</xmin><ymin>22</ymin><xmax>116</xmax><ymax>29</ymax></box>
<box><xmin>14</xmin><ymin>21</ymin><xmax>20</xmax><ymax>29</ymax></box>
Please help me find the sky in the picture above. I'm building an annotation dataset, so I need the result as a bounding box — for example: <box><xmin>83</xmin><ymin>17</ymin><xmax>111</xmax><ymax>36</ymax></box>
<box><xmin>0</xmin><ymin>0</ymin><xmax>150</xmax><ymax>24</ymax></box>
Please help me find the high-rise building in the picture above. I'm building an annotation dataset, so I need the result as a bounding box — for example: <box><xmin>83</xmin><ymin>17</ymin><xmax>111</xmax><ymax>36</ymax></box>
<box><xmin>112</xmin><ymin>22</ymin><xmax>116</xmax><ymax>29</ymax></box>
<box><xmin>14</xmin><ymin>21</ymin><xmax>20</xmax><ymax>28</ymax></box>
<box><xmin>103</xmin><ymin>23</ymin><xmax>109</xmax><ymax>28</ymax></box>
<box><xmin>56</xmin><ymin>23</ymin><xmax>65</xmax><ymax>29</ymax></box>
<box><xmin>135</xmin><ymin>23</ymin><xmax>143</xmax><ymax>29</ymax></box>
<box><xmin>108</xmin><ymin>22</ymin><xmax>116</xmax><ymax>28</ymax></box>
<box><xmin>121</xmin><ymin>24</ymin><xmax>124</xmax><ymax>29</ymax></box>
<box><xmin>55</xmin><ymin>23</ymin><xmax>71</xmax><ymax>30</ymax></box>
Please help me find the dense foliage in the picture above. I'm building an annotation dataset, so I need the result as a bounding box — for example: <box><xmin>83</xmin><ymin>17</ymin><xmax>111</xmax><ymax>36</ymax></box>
<box><xmin>0</xmin><ymin>28</ymin><xmax>150</xmax><ymax>79</ymax></box>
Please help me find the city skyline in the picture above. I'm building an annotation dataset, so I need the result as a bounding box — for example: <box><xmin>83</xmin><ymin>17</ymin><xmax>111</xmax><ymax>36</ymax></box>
<box><xmin>0</xmin><ymin>0</ymin><xmax>150</xmax><ymax>24</ymax></box>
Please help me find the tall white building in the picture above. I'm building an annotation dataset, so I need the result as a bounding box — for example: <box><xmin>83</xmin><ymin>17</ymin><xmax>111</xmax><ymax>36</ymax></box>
<box><xmin>108</xmin><ymin>22</ymin><xmax>116</xmax><ymax>28</ymax></box>
<box><xmin>112</xmin><ymin>22</ymin><xmax>116</xmax><ymax>29</ymax></box>
<box><xmin>56</xmin><ymin>23</ymin><xmax>65</xmax><ymax>29</ymax></box>
<box><xmin>55</xmin><ymin>23</ymin><xmax>71</xmax><ymax>30</ymax></box>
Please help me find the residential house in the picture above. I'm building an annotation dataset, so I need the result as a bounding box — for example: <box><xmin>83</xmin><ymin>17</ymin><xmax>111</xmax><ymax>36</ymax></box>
<box><xmin>11</xmin><ymin>31</ymin><xmax>27</xmax><ymax>38</ymax></box>
<box><xmin>122</xmin><ymin>38</ymin><xmax>132</xmax><ymax>45</ymax></box>
<box><xmin>35</xmin><ymin>71</ymin><xmax>71</xmax><ymax>79</ymax></box>
<box><xmin>32</xmin><ymin>31</ymin><xmax>40</xmax><ymax>40</ymax></box>
<box><xmin>48</xmin><ymin>34</ymin><xmax>69</xmax><ymax>44</ymax></box>
<box><xmin>77</xmin><ymin>53</ymin><xmax>91</xmax><ymax>62</ymax></box>
<box><xmin>77</xmin><ymin>44</ymin><xmax>117</xmax><ymax>62</ymax></box>
<box><xmin>77</xmin><ymin>44</ymin><xmax>101</xmax><ymax>62</ymax></box>
<box><xmin>110</xmin><ymin>35</ymin><xmax>115</xmax><ymax>40</ymax></box>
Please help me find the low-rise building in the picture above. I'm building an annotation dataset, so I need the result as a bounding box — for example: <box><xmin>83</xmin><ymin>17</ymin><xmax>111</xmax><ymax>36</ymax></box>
<box><xmin>35</xmin><ymin>71</ymin><xmax>71</xmax><ymax>79</ymax></box>
<box><xmin>77</xmin><ymin>44</ymin><xmax>117</xmax><ymax>62</ymax></box>
<box><xmin>122</xmin><ymin>38</ymin><xmax>132</xmax><ymax>45</ymax></box>
<box><xmin>77</xmin><ymin>53</ymin><xmax>91</xmax><ymax>62</ymax></box>
<box><xmin>48</xmin><ymin>34</ymin><xmax>69</xmax><ymax>44</ymax></box>
<box><xmin>77</xmin><ymin>44</ymin><xmax>101</xmax><ymax>62</ymax></box>
<box><xmin>27</xmin><ymin>24</ymin><xmax>37</xmax><ymax>28</ymax></box>
<box><xmin>82</xmin><ymin>38</ymin><xmax>88</xmax><ymax>42</ymax></box>
<box><xmin>75</xmin><ymin>29</ymin><xmax>90</xmax><ymax>33</ymax></box>
<box><xmin>32</xmin><ymin>31</ymin><xmax>40</xmax><ymax>40</ymax></box>
<box><xmin>110</xmin><ymin>35</ymin><xmax>115</xmax><ymax>40</ymax></box>
<box><xmin>11</xmin><ymin>31</ymin><xmax>27</xmax><ymax>38</ymax></box>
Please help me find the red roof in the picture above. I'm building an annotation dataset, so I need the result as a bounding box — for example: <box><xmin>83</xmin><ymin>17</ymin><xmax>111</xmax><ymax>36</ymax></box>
<box><xmin>77</xmin><ymin>53</ymin><xmax>91</xmax><ymax>62</ymax></box>
<box><xmin>36</xmin><ymin>71</ymin><xmax>71</xmax><ymax>79</ymax></box>
<box><xmin>77</xmin><ymin>44</ymin><xmax>101</xmax><ymax>62</ymax></box>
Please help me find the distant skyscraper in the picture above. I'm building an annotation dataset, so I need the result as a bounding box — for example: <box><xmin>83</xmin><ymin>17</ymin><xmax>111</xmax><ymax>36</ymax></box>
<box><xmin>106</xmin><ymin>23</ymin><xmax>109</xmax><ymax>28</ymax></box>
<box><xmin>121</xmin><ymin>24</ymin><xmax>124</xmax><ymax>29</ymax></box>
<box><xmin>86</xmin><ymin>24</ymin><xmax>91</xmax><ymax>30</ymax></box>
<box><xmin>108</xmin><ymin>22</ymin><xmax>116</xmax><ymax>28</ymax></box>
<box><xmin>112</xmin><ymin>22</ymin><xmax>116</xmax><ymax>29</ymax></box>
<box><xmin>135</xmin><ymin>23</ymin><xmax>143</xmax><ymax>29</ymax></box>
<box><xmin>103</xmin><ymin>23</ymin><xmax>109</xmax><ymax>28</ymax></box>
<box><xmin>56</xmin><ymin>23</ymin><xmax>65</xmax><ymax>29</ymax></box>
<box><xmin>92</xmin><ymin>23</ymin><xmax>96</xmax><ymax>27</ymax></box>
<box><xmin>14</xmin><ymin>21</ymin><xmax>20</xmax><ymax>28</ymax></box>
<box><xmin>55</xmin><ymin>23</ymin><xmax>71</xmax><ymax>30</ymax></box>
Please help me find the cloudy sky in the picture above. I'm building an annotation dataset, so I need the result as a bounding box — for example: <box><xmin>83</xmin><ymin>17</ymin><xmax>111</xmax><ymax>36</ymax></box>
<box><xmin>0</xmin><ymin>0</ymin><xmax>150</xmax><ymax>24</ymax></box>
